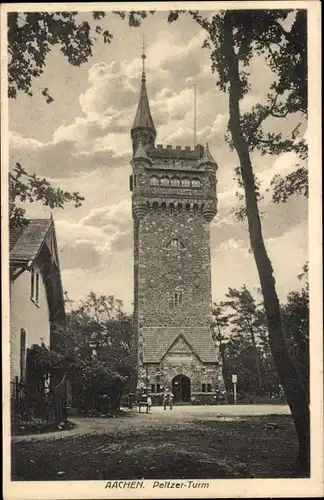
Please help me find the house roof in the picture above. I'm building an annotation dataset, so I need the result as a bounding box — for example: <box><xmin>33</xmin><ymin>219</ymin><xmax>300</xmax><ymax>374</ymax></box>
<box><xmin>142</xmin><ymin>326</ymin><xmax>218</xmax><ymax>363</ymax></box>
<box><xmin>10</xmin><ymin>218</ymin><xmax>65</xmax><ymax>323</ymax></box>
<box><xmin>9</xmin><ymin>225</ymin><xmax>26</xmax><ymax>251</ymax></box>
<box><xmin>10</xmin><ymin>219</ymin><xmax>53</xmax><ymax>263</ymax></box>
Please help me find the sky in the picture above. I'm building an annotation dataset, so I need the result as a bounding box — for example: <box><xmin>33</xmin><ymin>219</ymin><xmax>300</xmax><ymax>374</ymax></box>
<box><xmin>8</xmin><ymin>9</ymin><xmax>308</xmax><ymax>313</ymax></box>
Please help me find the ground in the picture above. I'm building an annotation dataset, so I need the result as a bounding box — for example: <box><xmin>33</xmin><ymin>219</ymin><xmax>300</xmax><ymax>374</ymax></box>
<box><xmin>11</xmin><ymin>404</ymin><xmax>303</xmax><ymax>480</ymax></box>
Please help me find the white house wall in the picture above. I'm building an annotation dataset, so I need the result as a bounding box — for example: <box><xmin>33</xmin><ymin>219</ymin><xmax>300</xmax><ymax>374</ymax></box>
<box><xmin>10</xmin><ymin>263</ymin><xmax>50</xmax><ymax>382</ymax></box>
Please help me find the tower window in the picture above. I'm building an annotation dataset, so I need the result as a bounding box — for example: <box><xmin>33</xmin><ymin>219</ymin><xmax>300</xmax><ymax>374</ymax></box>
<box><xmin>202</xmin><ymin>383</ymin><xmax>206</xmax><ymax>392</ymax></box>
<box><xmin>170</xmin><ymin>177</ymin><xmax>180</xmax><ymax>187</ymax></box>
<box><xmin>160</xmin><ymin>176</ymin><xmax>170</xmax><ymax>187</ymax></box>
<box><xmin>181</xmin><ymin>177</ymin><xmax>190</xmax><ymax>188</ymax></box>
<box><xmin>174</xmin><ymin>291</ymin><xmax>183</xmax><ymax>306</ymax></box>
<box><xmin>166</xmin><ymin>238</ymin><xmax>185</xmax><ymax>250</ymax></box>
<box><xmin>169</xmin><ymin>290</ymin><xmax>183</xmax><ymax>309</ymax></box>
<box><xmin>207</xmin><ymin>383</ymin><xmax>212</xmax><ymax>392</ymax></box>
<box><xmin>191</xmin><ymin>178</ymin><xmax>201</xmax><ymax>188</ymax></box>
<box><xmin>150</xmin><ymin>176</ymin><xmax>159</xmax><ymax>186</ymax></box>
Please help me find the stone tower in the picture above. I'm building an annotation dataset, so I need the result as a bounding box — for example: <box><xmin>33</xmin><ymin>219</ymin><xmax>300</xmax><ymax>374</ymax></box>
<box><xmin>130</xmin><ymin>49</ymin><xmax>223</xmax><ymax>402</ymax></box>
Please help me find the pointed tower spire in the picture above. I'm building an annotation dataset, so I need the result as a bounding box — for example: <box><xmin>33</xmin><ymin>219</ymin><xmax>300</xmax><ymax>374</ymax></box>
<box><xmin>131</xmin><ymin>36</ymin><xmax>156</xmax><ymax>154</ymax></box>
<box><xmin>198</xmin><ymin>143</ymin><xmax>217</xmax><ymax>168</ymax></box>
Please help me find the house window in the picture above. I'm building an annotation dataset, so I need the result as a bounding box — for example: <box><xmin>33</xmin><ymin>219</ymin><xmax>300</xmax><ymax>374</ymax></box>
<box><xmin>156</xmin><ymin>384</ymin><xmax>161</xmax><ymax>393</ymax></box>
<box><xmin>181</xmin><ymin>177</ymin><xmax>190</xmax><ymax>188</ymax></box>
<box><xmin>170</xmin><ymin>177</ymin><xmax>180</xmax><ymax>187</ymax></box>
<box><xmin>30</xmin><ymin>268</ymin><xmax>34</xmax><ymax>299</ymax></box>
<box><xmin>191</xmin><ymin>178</ymin><xmax>201</xmax><ymax>188</ymax></box>
<box><xmin>150</xmin><ymin>176</ymin><xmax>159</xmax><ymax>186</ymax></box>
<box><xmin>202</xmin><ymin>383</ymin><xmax>206</xmax><ymax>392</ymax></box>
<box><xmin>160</xmin><ymin>176</ymin><xmax>170</xmax><ymax>186</ymax></box>
<box><xmin>20</xmin><ymin>328</ymin><xmax>26</xmax><ymax>382</ymax></box>
<box><xmin>151</xmin><ymin>384</ymin><xmax>156</xmax><ymax>394</ymax></box>
<box><xmin>207</xmin><ymin>383</ymin><xmax>212</xmax><ymax>393</ymax></box>
<box><xmin>30</xmin><ymin>268</ymin><xmax>40</xmax><ymax>305</ymax></box>
<box><xmin>35</xmin><ymin>272</ymin><xmax>40</xmax><ymax>304</ymax></box>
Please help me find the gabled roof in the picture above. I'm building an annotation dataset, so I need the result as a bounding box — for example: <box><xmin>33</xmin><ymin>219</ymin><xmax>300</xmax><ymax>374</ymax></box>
<box><xmin>10</xmin><ymin>219</ymin><xmax>53</xmax><ymax>263</ymax></box>
<box><xmin>142</xmin><ymin>326</ymin><xmax>218</xmax><ymax>363</ymax></box>
<box><xmin>10</xmin><ymin>218</ymin><xmax>65</xmax><ymax>322</ymax></box>
<box><xmin>9</xmin><ymin>225</ymin><xmax>26</xmax><ymax>251</ymax></box>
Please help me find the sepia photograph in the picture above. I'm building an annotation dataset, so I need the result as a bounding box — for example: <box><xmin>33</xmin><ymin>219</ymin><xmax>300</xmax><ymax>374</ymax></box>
<box><xmin>1</xmin><ymin>2</ymin><xmax>322</xmax><ymax>499</ymax></box>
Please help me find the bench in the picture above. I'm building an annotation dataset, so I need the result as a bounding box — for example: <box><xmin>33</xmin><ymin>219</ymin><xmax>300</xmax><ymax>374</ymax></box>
<box><xmin>138</xmin><ymin>401</ymin><xmax>149</xmax><ymax>413</ymax></box>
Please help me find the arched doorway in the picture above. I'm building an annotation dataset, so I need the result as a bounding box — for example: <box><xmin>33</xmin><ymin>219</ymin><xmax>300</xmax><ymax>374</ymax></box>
<box><xmin>172</xmin><ymin>374</ymin><xmax>191</xmax><ymax>403</ymax></box>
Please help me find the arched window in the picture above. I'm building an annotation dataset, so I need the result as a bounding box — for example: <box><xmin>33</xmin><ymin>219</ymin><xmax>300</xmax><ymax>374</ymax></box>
<box><xmin>160</xmin><ymin>176</ymin><xmax>170</xmax><ymax>187</ymax></box>
<box><xmin>150</xmin><ymin>176</ymin><xmax>159</xmax><ymax>186</ymax></box>
<box><xmin>166</xmin><ymin>238</ymin><xmax>185</xmax><ymax>250</ymax></box>
<box><xmin>181</xmin><ymin>177</ymin><xmax>190</xmax><ymax>188</ymax></box>
<box><xmin>191</xmin><ymin>178</ymin><xmax>201</xmax><ymax>188</ymax></box>
<box><xmin>171</xmin><ymin>177</ymin><xmax>180</xmax><ymax>187</ymax></box>
<box><xmin>169</xmin><ymin>290</ymin><xmax>183</xmax><ymax>309</ymax></box>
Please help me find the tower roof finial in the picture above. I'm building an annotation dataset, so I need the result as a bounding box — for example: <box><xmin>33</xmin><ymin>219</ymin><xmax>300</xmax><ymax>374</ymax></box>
<box><xmin>141</xmin><ymin>35</ymin><xmax>146</xmax><ymax>81</ymax></box>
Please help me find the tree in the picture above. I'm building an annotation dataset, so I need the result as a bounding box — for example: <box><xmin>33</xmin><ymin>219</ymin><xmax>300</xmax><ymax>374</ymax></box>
<box><xmin>219</xmin><ymin>286</ymin><xmax>268</xmax><ymax>393</ymax></box>
<box><xmin>282</xmin><ymin>264</ymin><xmax>309</xmax><ymax>400</ymax></box>
<box><xmin>52</xmin><ymin>292</ymin><xmax>136</xmax><ymax>413</ymax></box>
<box><xmin>7</xmin><ymin>10</ymin><xmax>154</xmax><ymax>228</ymax></box>
<box><xmin>7</xmin><ymin>10</ymin><xmax>154</xmax><ymax>101</ymax></box>
<box><xmin>9</xmin><ymin>163</ymin><xmax>84</xmax><ymax>229</ymax></box>
<box><xmin>167</xmin><ymin>9</ymin><xmax>309</xmax><ymax>472</ymax></box>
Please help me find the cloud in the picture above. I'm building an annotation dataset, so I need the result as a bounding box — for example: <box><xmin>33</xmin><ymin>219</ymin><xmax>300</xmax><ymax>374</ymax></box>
<box><xmin>54</xmin><ymin>198</ymin><xmax>133</xmax><ymax>271</ymax></box>
<box><xmin>8</xmin><ymin>17</ymin><xmax>308</xmax><ymax>312</ymax></box>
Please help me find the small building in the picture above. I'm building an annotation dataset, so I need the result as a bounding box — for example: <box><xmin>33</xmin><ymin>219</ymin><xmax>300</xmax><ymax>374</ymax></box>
<box><xmin>9</xmin><ymin>218</ymin><xmax>65</xmax><ymax>386</ymax></box>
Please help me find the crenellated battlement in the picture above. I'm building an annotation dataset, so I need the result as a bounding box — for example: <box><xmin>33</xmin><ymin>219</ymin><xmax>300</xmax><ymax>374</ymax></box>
<box><xmin>150</xmin><ymin>143</ymin><xmax>204</xmax><ymax>160</ymax></box>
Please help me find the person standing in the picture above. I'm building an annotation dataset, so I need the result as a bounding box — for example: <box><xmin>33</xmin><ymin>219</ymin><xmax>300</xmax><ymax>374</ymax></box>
<box><xmin>163</xmin><ymin>390</ymin><xmax>168</xmax><ymax>410</ymax></box>
<box><xmin>147</xmin><ymin>394</ymin><xmax>152</xmax><ymax>411</ymax></box>
<box><xmin>169</xmin><ymin>391</ymin><xmax>174</xmax><ymax>410</ymax></box>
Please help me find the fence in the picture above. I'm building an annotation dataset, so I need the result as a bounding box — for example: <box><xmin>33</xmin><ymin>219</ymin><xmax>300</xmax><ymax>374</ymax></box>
<box><xmin>10</xmin><ymin>374</ymin><xmax>68</xmax><ymax>433</ymax></box>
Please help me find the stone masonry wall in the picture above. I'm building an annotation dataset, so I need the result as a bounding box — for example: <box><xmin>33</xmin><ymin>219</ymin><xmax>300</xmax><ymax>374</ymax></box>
<box><xmin>137</xmin><ymin>210</ymin><xmax>212</xmax><ymax>327</ymax></box>
<box><xmin>146</xmin><ymin>356</ymin><xmax>223</xmax><ymax>393</ymax></box>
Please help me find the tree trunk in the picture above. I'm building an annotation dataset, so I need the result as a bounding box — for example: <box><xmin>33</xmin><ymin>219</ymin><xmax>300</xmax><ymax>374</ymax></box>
<box><xmin>223</xmin><ymin>14</ymin><xmax>310</xmax><ymax>475</ymax></box>
<box><xmin>249</xmin><ymin>327</ymin><xmax>263</xmax><ymax>393</ymax></box>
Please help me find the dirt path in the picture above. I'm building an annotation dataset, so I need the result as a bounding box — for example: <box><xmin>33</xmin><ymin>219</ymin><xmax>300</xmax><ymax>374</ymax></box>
<box><xmin>12</xmin><ymin>404</ymin><xmax>290</xmax><ymax>442</ymax></box>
